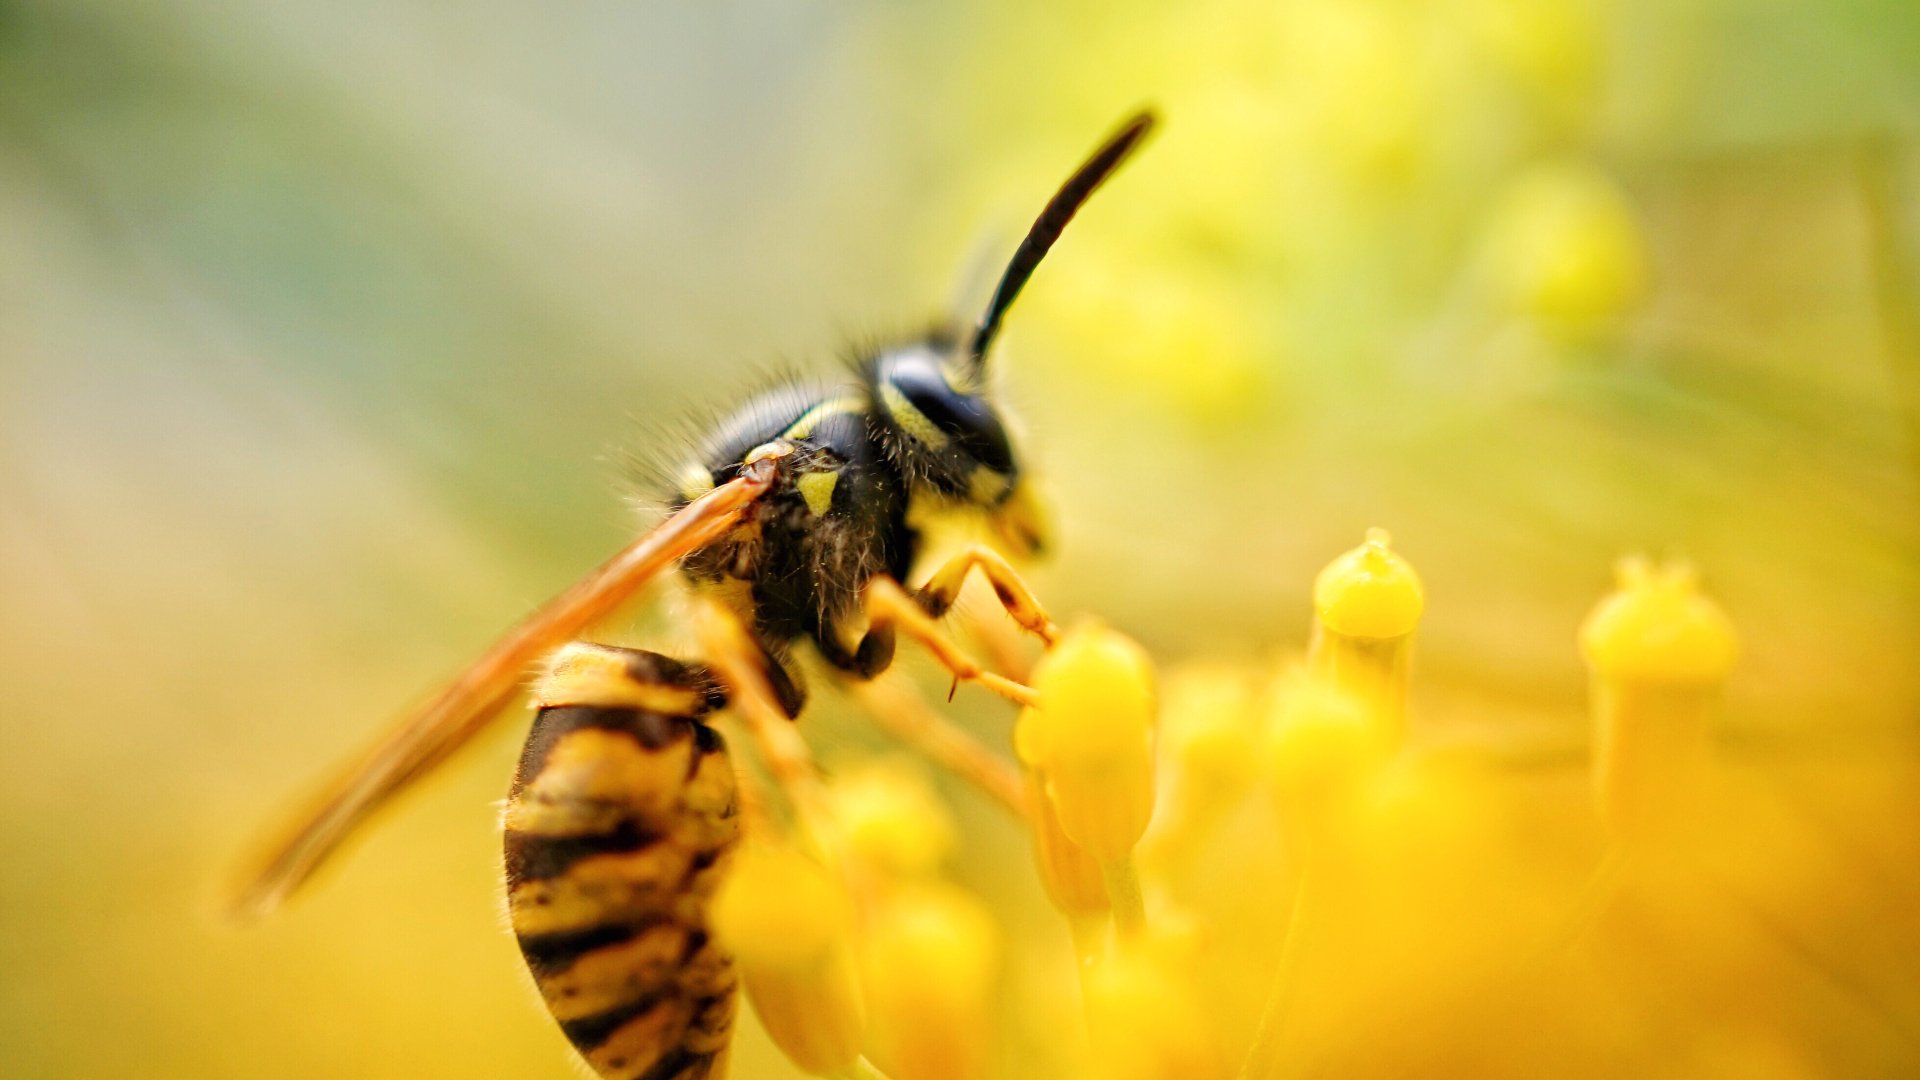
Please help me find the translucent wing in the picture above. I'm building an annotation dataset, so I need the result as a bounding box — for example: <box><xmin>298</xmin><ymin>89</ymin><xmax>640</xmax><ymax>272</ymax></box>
<box><xmin>226</xmin><ymin>470</ymin><xmax>774</xmax><ymax>920</ymax></box>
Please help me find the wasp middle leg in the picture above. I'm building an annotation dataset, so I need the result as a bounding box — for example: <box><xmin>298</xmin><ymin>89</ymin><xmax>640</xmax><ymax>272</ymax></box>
<box><xmin>503</xmin><ymin>641</ymin><xmax>798</xmax><ymax>1080</ymax></box>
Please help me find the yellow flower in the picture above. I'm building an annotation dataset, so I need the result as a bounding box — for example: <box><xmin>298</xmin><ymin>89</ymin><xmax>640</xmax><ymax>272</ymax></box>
<box><xmin>1143</xmin><ymin>666</ymin><xmax>1262</xmax><ymax>868</ymax></box>
<box><xmin>1160</xmin><ymin>666</ymin><xmax>1262</xmax><ymax>787</ymax></box>
<box><xmin>1083</xmin><ymin>933</ymin><xmax>1223</xmax><ymax>1080</ymax></box>
<box><xmin>1044</xmin><ymin>255</ymin><xmax>1272</xmax><ymax>425</ymax></box>
<box><xmin>860</xmin><ymin>883</ymin><xmax>1001</xmax><ymax>1080</ymax></box>
<box><xmin>823</xmin><ymin>756</ymin><xmax>956</xmax><ymax>879</ymax></box>
<box><xmin>1483</xmin><ymin>161</ymin><xmax>1651</xmax><ymax>339</ymax></box>
<box><xmin>1290</xmin><ymin>1</ymin><xmax>1433</xmax><ymax>183</ymax></box>
<box><xmin>1309</xmin><ymin>529</ymin><xmax>1425</xmax><ymax>743</ymax></box>
<box><xmin>1010</xmin><ymin>746</ymin><xmax>1111</xmax><ymax>923</ymax></box>
<box><xmin>1021</xmin><ymin>621</ymin><xmax>1159</xmax><ymax>865</ymax></box>
<box><xmin>1262</xmin><ymin>665</ymin><xmax>1392</xmax><ymax>825</ymax></box>
<box><xmin>1461</xmin><ymin>0</ymin><xmax>1603</xmax><ymax>130</ymax></box>
<box><xmin>1312</xmin><ymin>527</ymin><xmax>1426</xmax><ymax>641</ymax></box>
<box><xmin>710</xmin><ymin>842</ymin><xmax>865</xmax><ymax>1077</ymax></box>
<box><xmin>1580</xmin><ymin>557</ymin><xmax>1738</xmax><ymax>684</ymax></box>
<box><xmin>1580</xmin><ymin>557</ymin><xmax>1739</xmax><ymax>841</ymax></box>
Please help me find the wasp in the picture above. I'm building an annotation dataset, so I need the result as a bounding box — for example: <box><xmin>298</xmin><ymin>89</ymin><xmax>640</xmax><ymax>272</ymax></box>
<box><xmin>233</xmin><ymin>110</ymin><xmax>1156</xmax><ymax>1080</ymax></box>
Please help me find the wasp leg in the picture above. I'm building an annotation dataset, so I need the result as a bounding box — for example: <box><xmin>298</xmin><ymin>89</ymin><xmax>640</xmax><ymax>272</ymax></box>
<box><xmin>862</xmin><ymin>577</ymin><xmax>1040</xmax><ymax>708</ymax></box>
<box><xmin>505</xmin><ymin>641</ymin><xmax>752</xmax><ymax>1080</ymax></box>
<box><xmin>690</xmin><ymin>601</ymin><xmax>833</xmax><ymax>835</ymax></box>
<box><xmin>915</xmin><ymin>543</ymin><xmax>1061</xmax><ymax>646</ymax></box>
<box><xmin>845</xmin><ymin>673</ymin><xmax>1030</xmax><ymax>817</ymax></box>
<box><xmin>813</xmin><ymin>615</ymin><xmax>898</xmax><ymax>681</ymax></box>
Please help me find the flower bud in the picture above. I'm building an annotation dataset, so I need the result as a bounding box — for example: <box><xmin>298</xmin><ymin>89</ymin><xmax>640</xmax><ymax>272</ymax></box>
<box><xmin>1161</xmin><ymin>666</ymin><xmax>1262</xmax><ymax>795</ymax></box>
<box><xmin>1580</xmin><ymin>557</ymin><xmax>1738</xmax><ymax>840</ymax></box>
<box><xmin>1309</xmin><ymin>529</ymin><xmax>1423</xmax><ymax>744</ymax></box>
<box><xmin>1021</xmin><ymin>621</ymin><xmax>1159</xmax><ymax>864</ymax></box>
<box><xmin>1483</xmin><ymin>161</ymin><xmax>1651</xmax><ymax>340</ymax></box>
<box><xmin>1140</xmin><ymin>668</ymin><xmax>1262</xmax><ymax>882</ymax></box>
<box><xmin>1313</xmin><ymin>528</ymin><xmax>1425</xmax><ymax>640</ymax></box>
<box><xmin>860</xmin><ymin>883</ymin><xmax>1000</xmax><ymax>1080</ymax></box>
<box><xmin>1580</xmin><ymin>557</ymin><xmax>1738</xmax><ymax>685</ymax></box>
<box><xmin>1083</xmin><ymin>933</ymin><xmax>1221</xmax><ymax>1080</ymax></box>
<box><xmin>710</xmin><ymin>842</ymin><xmax>864</xmax><ymax>1076</ymax></box>
<box><xmin>823</xmin><ymin>757</ymin><xmax>956</xmax><ymax>879</ymax></box>
<box><xmin>1263</xmin><ymin>666</ymin><xmax>1392</xmax><ymax>828</ymax></box>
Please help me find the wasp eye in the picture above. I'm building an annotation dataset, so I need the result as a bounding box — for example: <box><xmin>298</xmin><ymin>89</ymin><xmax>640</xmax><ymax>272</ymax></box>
<box><xmin>876</xmin><ymin>350</ymin><xmax>1015</xmax><ymax>478</ymax></box>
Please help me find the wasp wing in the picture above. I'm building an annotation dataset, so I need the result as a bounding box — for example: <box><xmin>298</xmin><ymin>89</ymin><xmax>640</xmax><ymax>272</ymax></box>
<box><xmin>226</xmin><ymin>471</ymin><xmax>773</xmax><ymax>921</ymax></box>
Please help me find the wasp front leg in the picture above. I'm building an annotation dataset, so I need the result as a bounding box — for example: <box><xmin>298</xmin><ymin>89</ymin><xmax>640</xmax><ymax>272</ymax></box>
<box><xmin>861</xmin><ymin>577</ymin><xmax>1040</xmax><ymax>707</ymax></box>
<box><xmin>913</xmin><ymin>542</ymin><xmax>1061</xmax><ymax>646</ymax></box>
<box><xmin>868</xmin><ymin>540</ymin><xmax>1065</xmax><ymax>704</ymax></box>
<box><xmin>505</xmin><ymin>641</ymin><xmax>773</xmax><ymax>1080</ymax></box>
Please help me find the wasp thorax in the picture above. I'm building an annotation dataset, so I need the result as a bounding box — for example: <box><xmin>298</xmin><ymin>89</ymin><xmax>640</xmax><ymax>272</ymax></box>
<box><xmin>871</xmin><ymin>342</ymin><xmax>1018</xmax><ymax>505</ymax></box>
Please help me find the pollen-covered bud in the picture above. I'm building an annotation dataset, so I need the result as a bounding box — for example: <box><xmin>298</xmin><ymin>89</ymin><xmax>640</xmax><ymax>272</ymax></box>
<box><xmin>1020</xmin><ymin>621</ymin><xmax>1159</xmax><ymax>865</ymax></box>
<box><xmin>823</xmin><ymin>757</ymin><xmax>956</xmax><ymax>879</ymax></box>
<box><xmin>710</xmin><ymin>842</ymin><xmax>864</xmax><ymax>1076</ymax></box>
<box><xmin>1580</xmin><ymin>557</ymin><xmax>1739</xmax><ymax>840</ymax></box>
<box><xmin>1309</xmin><ymin>528</ymin><xmax>1424</xmax><ymax>744</ymax></box>
<box><xmin>860</xmin><ymin>883</ymin><xmax>1001</xmax><ymax>1080</ymax></box>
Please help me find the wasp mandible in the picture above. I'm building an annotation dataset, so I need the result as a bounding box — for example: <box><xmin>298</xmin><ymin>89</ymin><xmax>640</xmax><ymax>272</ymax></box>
<box><xmin>234</xmin><ymin>110</ymin><xmax>1157</xmax><ymax>1080</ymax></box>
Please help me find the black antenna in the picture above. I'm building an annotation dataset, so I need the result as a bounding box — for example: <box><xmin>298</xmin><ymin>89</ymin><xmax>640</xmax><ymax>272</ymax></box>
<box><xmin>967</xmin><ymin>109</ymin><xmax>1158</xmax><ymax>366</ymax></box>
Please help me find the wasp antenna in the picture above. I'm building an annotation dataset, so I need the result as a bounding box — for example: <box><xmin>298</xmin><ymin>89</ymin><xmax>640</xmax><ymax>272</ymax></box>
<box><xmin>967</xmin><ymin>108</ymin><xmax>1158</xmax><ymax>367</ymax></box>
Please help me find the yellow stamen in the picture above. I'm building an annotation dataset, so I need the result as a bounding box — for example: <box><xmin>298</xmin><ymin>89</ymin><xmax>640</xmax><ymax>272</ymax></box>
<box><xmin>1262</xmin><ymin>665</ymin><xmax>1392</xmax><ymax>824</ymax></box>
<box><xmin>1020</xmin><ymin>621</ymin><xmax>1159</xmax><ymax>866</ymax></box>
<box><xmin>1580</xmin><ymin>557</ymin><xmax>1738</xmax><ymax>841</ymax></box>
<box><xmin>1309</xmin><ymin>528</ymin><xmax>1425</xmax><ymax>743</ymax></box>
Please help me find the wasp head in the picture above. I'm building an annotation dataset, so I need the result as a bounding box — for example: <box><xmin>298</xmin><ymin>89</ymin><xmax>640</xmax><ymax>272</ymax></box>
<box><xmin>870</xmin><ymin>110</ymin><xmax>1155</xmax><ymax>558</ymax></box>
<box><xmin>869</xmin><ymin>337</ymin><xmax>1045</xmax><ymax>555</ymax></box>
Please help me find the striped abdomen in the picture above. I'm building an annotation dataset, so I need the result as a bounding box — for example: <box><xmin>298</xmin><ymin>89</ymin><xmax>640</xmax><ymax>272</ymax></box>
<box><xmin>504</xmin><ymin>647</ymin><xmax>740</xmax><ymax>1080</ymax></box>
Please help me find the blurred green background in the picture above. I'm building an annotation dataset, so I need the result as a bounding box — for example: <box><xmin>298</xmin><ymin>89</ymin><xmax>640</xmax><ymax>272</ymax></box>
<box><xmin>3</xmin><ymin>0</ymin><xmax>1919</xmax><ymax>1076</ymax></box>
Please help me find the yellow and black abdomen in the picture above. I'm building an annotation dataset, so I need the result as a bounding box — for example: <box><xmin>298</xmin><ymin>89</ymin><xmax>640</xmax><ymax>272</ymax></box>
<box><xmin>503</xmin><ymin>645</ymin><xmax>740</xmax><ymax>1080</ymax></box>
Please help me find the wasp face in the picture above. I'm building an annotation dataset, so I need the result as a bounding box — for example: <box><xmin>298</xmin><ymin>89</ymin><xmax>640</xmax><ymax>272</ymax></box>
<box><xmin>869</xmin><ymin>339</ymin><xmax>1046</xmax><ymax>556</ymax></box>
<box><xmin>872</xmin><ymin>342</ymin><xmax>1013</xmax><ymax>493</ymax></box>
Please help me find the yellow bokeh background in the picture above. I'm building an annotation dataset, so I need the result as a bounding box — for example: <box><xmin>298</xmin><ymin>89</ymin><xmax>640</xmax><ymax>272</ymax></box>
<box><xmin>3</xmin><ymin>0</ymin><xmax>1919</xmax><ymax>1076</ymax></box>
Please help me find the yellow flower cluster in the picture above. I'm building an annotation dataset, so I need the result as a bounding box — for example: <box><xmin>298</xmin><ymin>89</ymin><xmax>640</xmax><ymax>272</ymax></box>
<box><xmin>711</xmin><ymin>753</ymin><xmax>1005</xmax><ymax>1080</ymax></box>
<box><xmin>711</xmin><ymin>527</ymin><xmax>1830</xmax><ymax>1080</ymax></box>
